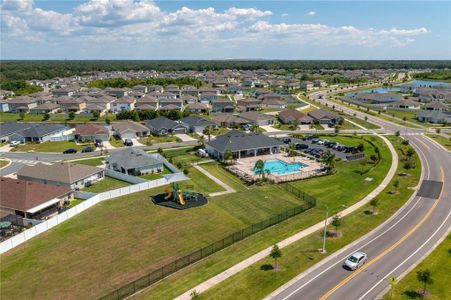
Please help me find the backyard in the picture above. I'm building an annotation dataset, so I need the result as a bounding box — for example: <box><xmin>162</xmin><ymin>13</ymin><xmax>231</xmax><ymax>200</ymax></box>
<box><xmin>82</xmin><ymin>176</ymin><xmax>131</xmax><ymax>193</ymax></box>
<box><xmin>138</xmin><ymin>135</ymin><xmax>181</xmax><ymax>145</ymax></box>
<box><xmin>10</xmin><ymin>141</ymin><xmax>94</xmax><ymax>153</ymax></box>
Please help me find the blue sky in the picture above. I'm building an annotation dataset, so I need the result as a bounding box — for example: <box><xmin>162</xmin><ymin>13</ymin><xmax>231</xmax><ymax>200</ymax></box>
<box><xmin>1</xmin><ymin>0</ymin><xmax>450</xmax><ymax>60</ymax></box>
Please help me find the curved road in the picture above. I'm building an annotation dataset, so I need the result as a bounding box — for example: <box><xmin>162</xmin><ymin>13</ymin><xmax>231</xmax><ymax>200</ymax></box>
<box><xmin>267</xmin><ymin>90</ymin><xmax>450</xmax><ymax>300</ymax></box>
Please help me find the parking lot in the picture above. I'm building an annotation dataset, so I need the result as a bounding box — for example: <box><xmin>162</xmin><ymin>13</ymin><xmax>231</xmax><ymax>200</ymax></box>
<box><xmin>284</xmin><ymin>136</ymin><xmax>355</xmax><ymax>160</ymax></box>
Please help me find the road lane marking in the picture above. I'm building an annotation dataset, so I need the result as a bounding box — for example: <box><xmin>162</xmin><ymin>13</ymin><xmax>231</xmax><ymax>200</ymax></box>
<box><xmin>415</xmin><ymin>138</ymin><xmax>431</xmax><ymax>150</ymax></box>
<box><xmin>319</xmin><ymin>167</ymin><xmax>445</xmax><ymax>300</ymax></box>
<box><xmin>279</xmin><ymin>144</ymin><xmax>430</xmax><ymax>300</ymax></box>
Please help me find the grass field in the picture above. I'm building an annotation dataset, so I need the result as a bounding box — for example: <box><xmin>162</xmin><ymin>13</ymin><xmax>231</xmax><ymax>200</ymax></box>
<box><xmin>343</xmin><ymin>115</ymin><xmax>381</xmax><ymax>130</ymax></box>
<box><xmin>0</xmin><ymin>159</ymin><xmax>10</xmax><ymax>169</ymax></box>
<box><xmin>138</xmin><ymin>135</ymin><xmax>182</xmax><ymax>145</ymax></box>
<box><xmin>82</xmin><ymin>176</ymin><xmax>131</xmax><ymax>193</ymax></box>
<box><xmin>162</xmin><ymin>147</ymin><xmax>208</xmax><ymax>166</ymax></box>
<box><xmin>10</xmin><ymin>141</ymin><xmax>94</xmax><ymax>153</ymax></box>
<box><xmin>385</xmin><ymin>235</ymin><xmax>451</xmax><ymax>300</ymax></box>
<box><xmin>71</xmin><ymin>157</ymin><xmax>105</xmax><ymax>166</ymax></box>
<box><xmin>0</xmin><ymin>184</ymin><xmax>303</xmax><ymax>299</ymax></box>
<box><xmin>131</xmin><ymin>136</ymin><xmax>394</xmax><ymax>299</ymax></box>
<box><xmin>0</xmin><ymin>112</ymin><xmax>117</xmax><ymax>123</ymax></box>
<box><xmin>200</xmin><ymin>136</ymin><xmax>421</xmax><ymax>300</ymax></box>
<box><xmin>426</xmin><ymin>134</ymin><xmax>451</xmax><ymax>151</ymax></box>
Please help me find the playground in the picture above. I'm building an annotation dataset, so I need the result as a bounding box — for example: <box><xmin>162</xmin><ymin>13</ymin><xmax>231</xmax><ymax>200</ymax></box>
<box><xmin>152</xmin><ymin>182</ymin><xmax>208</xmax><ymax>209</ymax></box>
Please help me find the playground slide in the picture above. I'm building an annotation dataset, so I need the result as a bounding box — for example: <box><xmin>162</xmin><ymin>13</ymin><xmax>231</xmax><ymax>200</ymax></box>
<box><xmin>165</xmin><ymin>190</ymin><xmax>172</xmax><ymax>200</ymax></box>
<box><xmin>178</xmin><ymin>190</ymin><xmax>186</xmax><ymax>206</ymax></box>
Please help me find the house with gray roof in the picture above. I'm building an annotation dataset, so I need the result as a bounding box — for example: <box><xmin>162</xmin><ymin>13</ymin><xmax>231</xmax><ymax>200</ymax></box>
<box><xmin>417</xmin><ymin>110</ymin><xmax>451</xmax><ymax>124</ymax></box>
<box><xmin>308</xmin><ymin>109</ymin><xmax>342</xmax><ymax>124</ymax></box>
<box><xmin>17</xmin><ymin>162</ymin><xmax>104</xmax><ymax>190</ymax></box>
<box><xmin>112</xmin><ymin>120</ymin><xmax>150</xmax><ymax>139</ymax></box>
<box><xmin>145</xmin><ymin>116</ymin><xmax>187</xmax><ymax>135</ymax></box>
<box><xmin>179</xmin><ymin>116</ymin><xmax>217</xmax><ymax>133</ymax></box>
<box><xmin>239</xmin><ymin>111</ymin><xmax>275</xmax><ymax>126</ymax></box>
<box><xmin>0</xmin><ymin>122</ymin><xmax>70</xmax><ymax>143</ymax></box>
<box><xmin>106</xmin><ymin>148</ymin><xmax>164</xmax><ymax>176</ymax></box>
<box><xmin>205</xmin><ymin>130</ymin><xmax>285</xmax><ymax>161</ymax></box>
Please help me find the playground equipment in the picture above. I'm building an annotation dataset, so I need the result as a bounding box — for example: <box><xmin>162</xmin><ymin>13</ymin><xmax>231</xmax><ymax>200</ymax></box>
<box><xmin>155</xmin><ymin>182</ymin><xmax>208</xmax><ymax>210</ymax></box>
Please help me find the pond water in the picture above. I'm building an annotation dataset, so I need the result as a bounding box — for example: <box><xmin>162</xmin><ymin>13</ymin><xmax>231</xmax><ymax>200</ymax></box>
<box><xmin>346</xmin><ymin>80</ymin><xmax>451</xmax><ymax>96</ymax></box>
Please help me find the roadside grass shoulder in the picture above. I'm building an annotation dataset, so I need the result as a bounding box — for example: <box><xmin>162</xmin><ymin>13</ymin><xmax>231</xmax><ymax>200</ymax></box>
<box><xmin>384</xmin><ymin>234</ymin><xmax>451</xmax><ymax>300</ymax></box>
<box><xmin>426</xmin><ymin>134</ymin><xmax>451</xmax><ymax>151</ymax></box>
<box><xmin>71</xmin><ymin>157</ymin><xmax>104</xmax><ymax>166</ymax></box>
<box><xmin>10</xmin><ymin>141</ymin><xmax>93</xmax><ymax>153</ymax></box>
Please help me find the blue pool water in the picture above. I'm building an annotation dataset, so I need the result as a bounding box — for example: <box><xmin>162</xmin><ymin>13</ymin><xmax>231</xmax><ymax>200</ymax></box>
<box><xmin>253</xmin><ymin>160</ymin><xmax>306</xmax><ymax>175</ymax></box>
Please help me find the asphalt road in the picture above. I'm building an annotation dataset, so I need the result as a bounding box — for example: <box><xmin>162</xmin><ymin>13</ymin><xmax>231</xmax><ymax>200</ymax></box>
<box><xmin>266</xmin><ymin>91</ymin><xmax>450</xmax><ymax>300</ymax></box>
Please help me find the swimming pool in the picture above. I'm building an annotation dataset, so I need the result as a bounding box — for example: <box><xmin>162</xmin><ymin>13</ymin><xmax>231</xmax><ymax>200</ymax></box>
<box><xmin>253</xmin><ymin>160</ymin><xmax>306</xmax><ymax>175</ymax></box>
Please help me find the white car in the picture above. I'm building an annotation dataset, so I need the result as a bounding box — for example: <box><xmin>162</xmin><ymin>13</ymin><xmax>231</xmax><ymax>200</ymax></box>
<box><xmin>9</xmin><ymin>141</ymin><xmax>21</xmax><ymax>147</ymax></box>
<box><xmin>343</xmin><ymin>252</ymin><xmax>367</xmax><ymax>271</ymax></box>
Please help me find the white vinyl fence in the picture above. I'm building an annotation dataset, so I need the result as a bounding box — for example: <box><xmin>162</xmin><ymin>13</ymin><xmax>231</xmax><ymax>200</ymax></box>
<box><xmin>0</xmin><ymin>175</ymin><xmax>185</xmax><ymax>254</ymax></box>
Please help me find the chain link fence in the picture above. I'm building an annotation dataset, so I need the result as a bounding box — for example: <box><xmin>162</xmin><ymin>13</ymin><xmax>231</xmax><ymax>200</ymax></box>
<box><xmin>100</xmin><ymin>184</ymin><xmax>316</xmax><ymax>300</ymax></box>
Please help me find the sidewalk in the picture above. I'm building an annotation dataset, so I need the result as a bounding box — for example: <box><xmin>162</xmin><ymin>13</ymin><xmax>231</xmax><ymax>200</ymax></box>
<box><xmin>175</xmin><ymin>135</ymin><xmax>398</xmax><ymax>299</ymax></box>
<box><xmin>193</xmin><ymin>164</ymin><xmax>236</xmax><ymax>196</ymax></box>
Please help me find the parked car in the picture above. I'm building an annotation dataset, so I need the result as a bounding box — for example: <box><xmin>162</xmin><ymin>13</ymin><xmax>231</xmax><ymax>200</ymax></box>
<box><xmin>295</xmin><ymin>143</ymin><xmax>309</xmax><ymax>150</ymax></box>
<box><xmin>304</xmin><ymin>135</ymin><xmax>315</xmax><ymax>141</ymax></box>
<box><xmin>311</xmin><ymin>138</ymin><xmax>320</xmax><ymax>144</ymax></box>
<box><xmin>63</xmin><ymin>148</ymin><xmax>77</xmax><ymax>154</ymax></box>
<box><xmin>124</xmin><ymin>139</ymin><xmax>133</xmax><ymax>146</ymax></box>
<box><xmin>9</xmin><ymin>141</ymin><xmax>21</xmax><ymax>147</ymax></box>
<box><xmin>317</xmin><ymin>140</ymin><xmax>325</xmax><ymax>145</ymax></box>
<box><xmin>82</xmin><ymin>146</ymin><xmax>94</xmax><ymax>153</ymax></box>
<box><xmin>343</xmin><ymin>252</ymin><xmax>367</xmax><ymax>271</ymax></box>
<box><xmin>281</xmin><ymin>137</ymin><xmax>291</xmax><ymax>144</ymax></box>
<box><xmin>94</xmin><ymin>139</ymin><xmax>103</xmax><ymax>147</ymax></box>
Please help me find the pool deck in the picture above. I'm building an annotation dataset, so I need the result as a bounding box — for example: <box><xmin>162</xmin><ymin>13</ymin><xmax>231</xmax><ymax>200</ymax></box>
<box><xmin>229</xmin><ymin>153</ymin><xmax>325</xmax><ymax>183</ymax></box>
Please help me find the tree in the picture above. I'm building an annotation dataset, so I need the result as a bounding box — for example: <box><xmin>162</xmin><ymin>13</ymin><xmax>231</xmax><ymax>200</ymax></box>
<box><xmin>393</xmin><ymin>179</ymin><xmax>400</xmax><ymax>189</ymax></box>
<box><xmin>105</xmin><ymin>117</ymin><xmax>111</xmax><ymax>125</ymax></box>
<box><xmin>331</xmin><ymin>214</ymin><xmax>342</xmax><ymax>237</ymax></box>
<box><xmin>254</xmin><ymin>159</ymin><xmax>265</xmax><ymax>178</ymax></box>
<box><xmin>370</xmin><ymin>154</ymin><xmax>378</xmax><ymax>163</ymax></box>
<box><xmin>287</xmin><ymin>143</ymin><xmax>297</xmax><ymax>157</ymax></box>
<box><xmin>270</xmin><ymin>244</ymin><xmax>282</xmax><ymax>269</ymax></box>
<box><xmin>334</xmin><ymin>126</ymin><xmax>340</xmax><ymax>134</ymax></box>
<box><xmin>370</xmin><ymin>198</ymin><xmax>379</xmax><ymax>214</ymax></box>
<box><xmin>190</xmin><ymin>290</ymin><xmax>201</xmax><ymax>300</ymax></box>
<box><xmin>19</xmin><ymin>112</ymin><xmax>25</xmax><ymax>120</ymax></box>
<box><xmin>395</xmin><ymin>131</ymin><xmax>400</xmax><ymax>136</ymax></box>
<box><xmin>203</xmin><ymin>126</ymin><xmax>213</xmax><ymax>142</ymax></box>
<box><xmin>357</xmin><ymin>143</ymin><xmax>364</xmax><ymax>153</ymax></box>
<box><xmin>321</xmin><ymin>150</ymin><xmax>336</xmax><ymax>173</ymax></box>
<box><xmin>42</xmin><ymin>113</ymin><xmax>50</xmax><ymax>121</ymax></box>
<box><xmin>364</xmin><ymin>116</ymin><xmax>368</xmax><ymax>122</ymax></box>
<box><xmin>291</xmin><ymin>119</ymin><xmax>300</xmax><ymax>130</ymax></box>
<box><xmin>224</xmin><ymin>149</ymin><xmax>233</xmax><ymax>164</ymax></box>
<box><xmin>416</xmin><ymin>269</ymin><xmax>433</xmax><ymax>296</ymax></box>
<box><xmin>68</xmin><ymin>111</ymin><xmax>75</xmax><ymax>120</ymax></box>
<box><xmin>251</xmin><ymin>124</ymin><xmax>260</xmax><ymax>133</ymax></box>
<box><xmin>197</xmin><ymin>135</ymin><xmax>205</xmax><ymax>147</ymax></box>
<box><xmin>92</xmin><ymin>111</ymin><xmax>100</xmax><ymax>120</ymax></box>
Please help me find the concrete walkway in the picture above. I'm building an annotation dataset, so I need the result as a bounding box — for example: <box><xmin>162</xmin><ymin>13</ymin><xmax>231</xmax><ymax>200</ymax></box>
<box><xmin>176</xmin><ymin>134</ymin><xmax>197</xmax><ymax>142</ymax></box>
<box><xmin>193</xmin><ymin>164</ymin><xmax>236</xmax><ymax>197</ymax></box>
<box><xmin>345</xmin><ymin>118</ymin><xmax>367</xmax><ymax>130</ymax></box>
<box><xmin>175</xmin><ymin>134</ymin><xmax>398</xmax><ymax>300</ymax></box>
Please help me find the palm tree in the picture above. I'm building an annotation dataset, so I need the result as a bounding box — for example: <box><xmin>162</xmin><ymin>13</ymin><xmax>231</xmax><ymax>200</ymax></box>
<box><xmin>203</xmin><ymin>126</ymin><xmax>213</xmax><ymax>142</ymax></box>
<box><xmin>321</xmin><ymin>150</ymin><xmax>336</xmax><ymax>173</ymax></box>
<box><xmin>254</xmin><ymin>159</ymin><xmax>265</xmax><ymax>179</ymax></box>
<box><xmin>224</xmin><ymin>149</ymin><xmax>233</xmax><ymax>164</ymax></box>
<box><xmin>251</xmin><ymin>124</ymin><xmax>260</xmax><ymax>133</ymax></box>
<box><xmin>197</xmin><ymin>135</ymin><xmax>205</xmax><ymax>147</ymax></box>
<box><xmin>291</xmin><ymin>119</ymin><xmax>300</xmax><ymax>131</ymax></box>
<box><xmin>288</xmin><ymin>143</ymin><xmax>297</xmax><ymax>157</ymax></box>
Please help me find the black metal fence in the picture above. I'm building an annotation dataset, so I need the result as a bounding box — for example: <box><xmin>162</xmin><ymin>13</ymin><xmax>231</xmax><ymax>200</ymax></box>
<box><xmin>99</xmin><ymin>184</ymin><xmax>316</xmax><ymax>300</ymax></box>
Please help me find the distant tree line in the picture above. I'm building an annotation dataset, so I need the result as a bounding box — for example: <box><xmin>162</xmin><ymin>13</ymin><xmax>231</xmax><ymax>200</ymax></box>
<box><xmin>115</xmin><ymin>109</ymin><xmax>191</xmax><ymax>121</ymax></box>
<box><xmin>1</xmin><ymin>80</ymin><xmax>43</xmax><ymax>95</ymax></box>
<box><xmin>414</xmin><ymin>69</ymin><xmax>451</xmax><ymax>81</ymax></box>
<box><xmin>297</xmin><ymin>74</ymin><xmax>366</xmax><ymax>84</ymax></box>
<box><xmin>87</xmin><ymin>77</ymin><xmax>203</xmax><ymax>89</ymax></box>
<box><xmin>2</xmin><ymin>60</ymin><xmax>451</xmax><ymax>82</ymax></box>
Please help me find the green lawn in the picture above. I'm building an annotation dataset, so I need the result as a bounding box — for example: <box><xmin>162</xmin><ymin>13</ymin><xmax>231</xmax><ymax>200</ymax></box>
<box><xmin>0</xmin><ymin>183</ymin><xmax>304</xmax><ymax>300</ymax></box>
<box><xmin>212</xmin><ymin>127</ymin><xmax>230</xmax><ymax>136</ymax></box>
<box><xmin>67</xmin><ymin>199</ymin><xmax>85</xmax><ymax>208</ymax></box>
<box><xmin>338</xmin><ymin>120</ymin><xmax>360</xmax><ymax>130</ymax></box>
<box><xmin>82</xmin><ymin>176</ymin><xmax>131</xmax><ymax>193</ymax></box>
<box><xmin>201</xmin><ymin>162</ymin><xmax>250</xmax><ymax>192</ymax></box>
<box><xmin>344</xmin><ymin>115</ymin><xmax>381</xmax><ymax>130</ymax></box>
<box><xmin>138</xmin><ymin>135</ymin><xmax>182</xmax><ymax>145</ymax></box>
<box><xmin>0</xmin><ymin>112</ymin><xmax>116</xmax><ymax>123</ymax></box>
<box><xmin>200</xmin><ymin>136</ymin><xmax>421</xmax><ymax>300</ymax></box>
<box><xmin>0</xmin><ymin>159</ymin><xmax>10</xmax><ymax>169</ymax></box>
<box><xmin>162</xmin><ymin>147</ymin><xmax>207</xmax><ymax>166</ymax></box>
<box><xmin>133</xmin><ymin>136</ymin><xmax>395</xmax><ymax>300</ymax></box>
<box><xmin>385</xmin><ymin>235</ymin><xmax>451</xmax><ymax>300</ymax></box>
<box><xmin>71</xmin><ymin>157</ymin><xmax>105</xmax><ymax>166</ymax></box>
<box><xmin>139</xmin><ymin>166</ymin><xmax>172</xmax><ymax>181</ymax></box>
<box><xmin>426</xmin><ymin>134</ymin><xmax>451</xmax><ymax>151</ymax></box>
<box><xmin>10</xmin><ymin>141</ymin><xmax>93</xmax><ymax>153</ymax></box>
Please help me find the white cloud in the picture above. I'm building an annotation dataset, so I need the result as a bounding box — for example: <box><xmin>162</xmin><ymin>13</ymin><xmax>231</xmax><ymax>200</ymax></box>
<box><xmin>226</xmin><ymin>7</ymin><xmax>272</xmax><ymax>18</ymax></box>
<box><xmin>307</xmin><ymin>11</ymin><xmax>316</xmax><ymax>16</ymax></box>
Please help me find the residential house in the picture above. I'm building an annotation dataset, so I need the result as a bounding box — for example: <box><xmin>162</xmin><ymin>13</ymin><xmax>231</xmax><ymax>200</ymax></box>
<box><xmin>106</xmin><ymin>148</ymin><xmax>164</xmax><ymax>176</ymax></box>
<box><xmin>261</xmin><ymin>98</ymin><xmax>287</xmax><ymax>110</ymax></box>
<box><xmin>7</xmin><ymin>96</ymin><xmax>37</xmax><ymax>113</ymax></box>
<box><xmin>212</xmin><ymin>114</ymin><xmax>249</xmax><ymax>128</ymax></box>
<box><xmin>52</xmin><ymin>88</ymin><xmax>75</xmax><ymax>97</ymax></box>
<box><xmin>179</xmin><ymin>116</ymin><xmax>217</xmax><ymax>133</ymax></box>
<box><xmin>200</xmin><ymin>92</ymin><xmax>219</xmax><ymax>104</ymax></box>
<box><xmin>179</xmin><ymin>95</ymin><xmax>197</xmax><ymax>104</ymax></box>
<box><xmin>57</xmin><ymin>97</ymin><xmax>86</xmax><ymax>113</ymax></box>
<box><xmin>352</xmin><ymin>93</ymin><xmax>402</xmax><ymax>105</ymax></box>
<box><xmin>111</xmin><ymin>96</ymin><xmax>136</xmax><ymax>112</ymax></box>
<box><xmin>313</xmin><ymin>80</ymin><xmax>327</xmax><ymax>87</ymax></box>
<box><xmin>211</xmin><ymin>98</ymin><xmax>234</xmax><ymax>113</ymax></box>
<box><xmin>424</xmin><ymin>102</ymin><xmax>448</xmax><ymax>111</ymax></box>
<box><xmin>390</xmin><ymin>99</ymin><xmax>421</xmax><ymax>110</ymax></box>
<box><xmin>132</xmin><ymin>85</ymin><xmax>148</xmax><ymax>94</ymax></box>
<box><xmin>148</xmin><ymin>85</ymin><xmax>164</xmax><ymax>93</ymax></box>
<box><xmin>0</xmin><ymin>100</ymin><xmax>10</xmax><ymax>112</ymax></box>
<box><xmin>17</xmin><ymin>162</ymin><xmax>104</xmax><ymax>190</ymax></box>
<box><xmin>278</xmin><ymin>109</ymin><xmax>313</xmax><ymax>124</ymax></box>
<box><xmin>159</xmin><ymin>98</ymin><xmax>183</xmax><ymax>110</ymax></box>
<box><xmin>239</xmin><ymin>111</ymin><xmax>275</xmax><ymax>126</ymax></box>
<box><xmin>417</xmin><ymin>110</ymin><xmax>451</xmax><ymax>124</ymax></box>
<box><xmin>205</xmin><ymin>130</ymin><xmax>285</xmax><ymax>161</ymax></box>
<box><xmin>30</xmin><ymin>103</ymin><xmax>60</xmax><ymax>114</ymax></box>
<box><xmin>0</xmin><ymin>122</ymin><xmax>70</xmax><ymax>143</ymax></box>
<box><xmin>181</xmin><ymin>86</ymin><xmax>199</xmax><ymax>97</ymax></box>
<box><xmin>112</xmin><ymin>120</ymin><xmax>150</xmax><ymax>139</ymax></box>
<box><xmin>145</xmin><ymin>116</ymin><xmax>187</xmax><ymax>135</ymax></box>
<box><xmin>186</xmin><ymin>102</ymin><xmax>210</xmax><ymax>114</ymax></box>
<box><xmin>105</xmin><ymin>87</ymin><xmax>130</xmax><ymax>98</ymax></box>
<box><xmin>152</xmin><ymin>92</ymin><xmax>177</xmax><ymax>100</ymax></box>
<box><xmin>300</xmin><ymin>81</ymin><xmax>314</xmax><ymax>90</ymax></box>
<box><xmin>165</xmin><ymin>85</ymin><xmax>181</xmax><ymax>97</ymax></box>
<box><xmin>308</xmin><ymin>109</ymin><xmax>341</xmax><ymax>124</ymax></box>
<box><xmin>236</xmin><ymin>98</ymin><xmax>262</xmax><ymax>112</ymax></box>
<box><xmin>74</xmin><ymin>123</ymin><xmax>110</xmax><ymax>142</ymax></box>
<box><xmin>0</xmin><ymin>177</ymin><xmax>73</xmax><ymax>220</ymax></box>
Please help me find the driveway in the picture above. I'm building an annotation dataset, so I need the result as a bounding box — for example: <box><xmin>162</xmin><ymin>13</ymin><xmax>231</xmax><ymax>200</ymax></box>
<box><xmin>131</xmin><ymin>138</ymin><xmax>145</xmax><ymax>146</ymax></box>
<box><xmin>260</xmin><ymin>125</ymin><xmax>282</xmax><ymax>132</ymax></box>
<box><xmin>175</xmin><ymin>134</ymin><xmax>197</xmax><ymax>142</ymax></box>
<box><xmin>0</xmin><ymin>144</ymin><xmax>13</xmax><ymax>153</ymax></box>
<box><xmin>102</xmin><ymin>141</ymin><xmax>116</xmax><ymax>150</ymax></box>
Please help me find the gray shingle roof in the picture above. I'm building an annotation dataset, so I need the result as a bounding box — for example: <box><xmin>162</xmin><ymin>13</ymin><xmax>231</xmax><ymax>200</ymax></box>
<box><xmin>179</xmin><ymin>116</ymin><xmax>216</xmax><ymax>128</ymax></box>
<box><xmin>145</xmin><ymin>116</ymin><xmax>178</xmax><ymax>131</ymax></box>
<box><xmin>0</xmin><ymin>122</ymin><xmax>67</xmax><ymax>138</ymax></box>
<box><xmin>107</xmin><ymin>148</ymin><xmax>163</xmax><ymax>170</ymax></box>
<box><xmin>206</xmin><ymin>130</ymin><xmax>284</xmax><ymax>152</ymax></box>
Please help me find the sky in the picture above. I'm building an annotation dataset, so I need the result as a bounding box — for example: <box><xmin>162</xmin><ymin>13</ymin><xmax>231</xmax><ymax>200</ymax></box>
<box><xmin>1</xmin><ymin>0</ymin><xmax>450</xmax><ymax>60</ymax></box>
